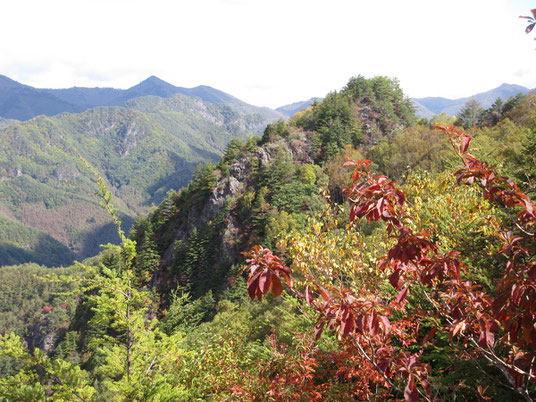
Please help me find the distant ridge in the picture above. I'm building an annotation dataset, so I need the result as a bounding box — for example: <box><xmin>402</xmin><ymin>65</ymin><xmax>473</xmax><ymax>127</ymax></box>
<box><xmin>0</xmin><ymin>75</ymin><xmax>81</xmax><ymax>120</ymax></box>
<box><xmin>2</xmin><ymin>74</ymin><xmax>532</xmax><ymax>122</ymax></box>
<box><xmin>0</xmin><ymin>74</ymin><xmax>285</xmax><ymax>122</ymax></box>
<box><xmin>412</xmin><ymin>83</ymin><xmax>533</xmax><ymax>118</ymax></box>
<box><xmin>276</xmin><ymin>97</ymin><xmax>322</xmax><ymax>118</ymax></box>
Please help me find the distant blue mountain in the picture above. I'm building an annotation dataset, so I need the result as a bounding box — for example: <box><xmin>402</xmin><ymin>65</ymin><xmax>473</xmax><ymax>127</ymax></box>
<box><xmin>412</xmin><ymin>83</ymin><xmax>532</xmax><ymax>118</ymax></box>
<box><xmin>0</xmin><ymin>75</ymin><xmax>284</xmax><ymax>122</ymax></box>
<box><xmin>276</xmin><ymin>97</ymin><xmax>323</xmax><ymax>118</ymax></box>
<box><xmin>2</xmin><ymin>74</ymin><xmax>531</xmax><ymax>123</ymax></box>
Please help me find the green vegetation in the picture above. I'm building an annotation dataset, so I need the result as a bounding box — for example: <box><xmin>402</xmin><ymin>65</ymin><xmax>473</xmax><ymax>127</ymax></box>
<box><xmin>1</xmin><ymin>77</ymin><xmax>535</xmax><ymax>400</ymax></box>
<box><xmin>0</xmin><ymin>93</ymin><xmax>264</xmax><ymax>266</ymax></box>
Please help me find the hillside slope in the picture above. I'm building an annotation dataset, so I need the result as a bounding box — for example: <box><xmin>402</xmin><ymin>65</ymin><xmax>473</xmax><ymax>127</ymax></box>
<box><xmin>0</xmin><ymin>93</ymin><xmax>265</xmax><ymax>266</ymax></box>
<box><xmin>128</xmin><ymin>75</ymin><xmax>416</xmax><ymax>298</ymax></box>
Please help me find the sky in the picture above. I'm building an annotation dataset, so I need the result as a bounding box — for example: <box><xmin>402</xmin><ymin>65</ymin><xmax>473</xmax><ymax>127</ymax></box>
<box><xmin>0</xmin><ymin>0</ymin><xmax>535</xmax><ymax>108</ymax></box>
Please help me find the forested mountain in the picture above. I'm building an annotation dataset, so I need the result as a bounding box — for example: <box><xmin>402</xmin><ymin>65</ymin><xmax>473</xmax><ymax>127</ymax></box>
<box><xmin>1</xmin><ymin>75</ymin><xmax>536</xmax><ymax>400</ymax></box>
<box><xmin>0</xmin><ymin>74</ymin><xmax>285</xmax><ymax>122</ymax></box>
<box><xmin>412</xmin><ymin>83</ymin><xmax>532</xmax><ymax>118</ymax></box>
<box><xmin>0</xmin><ymin>92</ymin><xmax>267</xmax><ymax>266</ymax></box>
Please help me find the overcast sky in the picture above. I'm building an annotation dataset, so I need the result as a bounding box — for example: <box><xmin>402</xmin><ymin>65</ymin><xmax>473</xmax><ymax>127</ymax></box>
<box><xmin>1</xmin><ymin>0</ymin><xmax>535</xmax><ymax>108</ymax></box>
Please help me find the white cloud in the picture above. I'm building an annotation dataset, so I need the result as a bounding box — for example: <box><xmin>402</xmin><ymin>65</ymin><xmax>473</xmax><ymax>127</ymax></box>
<box><xmin>0</xmin><ymin>0</ymin><xmax>535</xmax><ymax>107</ymax></box>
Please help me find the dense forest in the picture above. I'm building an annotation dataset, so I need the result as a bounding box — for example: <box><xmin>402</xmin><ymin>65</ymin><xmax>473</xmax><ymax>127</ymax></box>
<box><xmin>1</xmin><ymin>75</ymin><xmax>535</xmax><ymax>400</ymax></box>
<box><xmin>0</xmin><ymin>91</ymin><xmax>272</xmax><ymax>267</ymax></box>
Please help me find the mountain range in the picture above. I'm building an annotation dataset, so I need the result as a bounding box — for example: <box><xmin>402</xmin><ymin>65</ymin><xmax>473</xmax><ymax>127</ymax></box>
<box><xmin>0</xmin><ymin>75</ymin><xmax>285</xmax><ymax>122</ymax></box>
<box><xmin>412</xmin><ymin>83</ymin><xmax>533</xmax><ymax>119</ymax></box>
<box><xmin>2</xmin><ymin>73</ymin><xmax>532</xmax><ymax>123</ymax></box>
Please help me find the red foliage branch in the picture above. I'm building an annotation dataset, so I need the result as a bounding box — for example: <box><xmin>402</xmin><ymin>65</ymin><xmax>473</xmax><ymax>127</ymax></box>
<box><xmin>435</xmin><ymin>126</ymin><xmax>536</xmax><ymax>397</ymax></box>
<box><xmin>243</xmin><ymin>126</ymin><xmax>536</xmax><ymax>401</ymax></box>
<box><xmin>242</xmin><ymin>245</ymin><xmax>292</xmax><ymax>300</ymax></box>
<box><xmin>520</xmin><ymin>9</ymin><xmax>536</xmax><ymax>38</ymax></box>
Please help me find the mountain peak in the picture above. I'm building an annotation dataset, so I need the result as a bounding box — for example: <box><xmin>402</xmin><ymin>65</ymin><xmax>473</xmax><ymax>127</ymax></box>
<box><xmin>132</xmin><ymin>76</ymin><xmax>175</xmax><ymax>89</ymax></box>
<box><xmin>495</xmin><ymin>83</ymin><xmax>527</xmax><ymax>91</ymax></box>
<box><xmin>141</xmin><ymin>75</ymin><xmax>170</xmax><ymax>85</ymax></box>
<box><xmin>126</xmin><ymin>76</ymin><xmax>179</xmax><ymax>98</ymax></box>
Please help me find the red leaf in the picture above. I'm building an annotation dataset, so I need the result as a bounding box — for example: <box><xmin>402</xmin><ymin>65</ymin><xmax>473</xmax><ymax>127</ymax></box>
<box><xmin>422</xmin><ymin>327</ymin><xmax>437</xmax><ymax>345</ymax></box>
<box><xmin>404</xmin><ymin>375</ymin><xmax>419</xmax><ymax>402</ymax></box>
<box><xmin>247</xmin><ymin>277</ymin><xmax>259</xmax><ymax>300</ymax></box>
<box><xmin>369</xmin><ymin>314</ymin><xmax>380</xmax><ymax>336</ymax></box>
<box><xmin>315</xmin><ymin>322</ymin><xmax>325</xmax><ymax>340</ymax></box>
<box><xmin>379</xmin><ymin>315</ymin><xmax>391</xmax><ymax>334</ymax></box>
<box><xmin>478</xmin><ymin>385</ymin><xmax>491</xmax><ymax>400</ymax></box>
<box><xmin>478</xmin><ymin>320</ymin><xmax>495</xmax><ymax>348</ymax></box>
<box><xmin>523</xmin><ymin>198</ymin><xmax>534</xmax><ymax>214</ymax></box>
<box><xmin>349</xmin><ymin>205</ymin><xmax>357</xmax><ymax>222</ymax></box>
<box><xmin>478</xmin><ymin>328</ymin><xmax>495</xmax><ymax>349</ymax></box>
<box><xmin>449</xmin><ymin>320</ymin><xmax>466</xmax><ymax>342</ymax></box>
<box><xmin>352</xmin><ymin>169</ymin><xmax>359</xmax><ymax>182</ymax></box>
<box><xmin>259</xmin><ymin>269</ymin><xmax>271</xmax><ymax>294</ymax></box>
<box><xmin>281</xmin><ymin>272</ymin><xmax>293</xmax><ymax>288</ymax></box>
<box><xmin>526</xmin><ymin>22</ymin><xmax>535</xmax><ymax>34</ymax></box>
<box><xmin>305</xmin><ymin>285</ymin><xmax>313</xmax><ymax>304</ymax></box>
<box><xmin>271</xmin><ymin>275</ymin><xmax>283</xmax><ymax>298</ymax></box>
<box><xmin>319</xmin><ymin>287</ymin><xmax>330</xmax><ymax>301</ymax></box>
<box><xmin>341</xmin><ymin>310</ymin><xmax>354</xmax><ymax>336</ymax></box>
<box><xmin>389</xmin><ymin>270</ymin><xmax>401</xmax><ymax>288</ymax></box>
<box><xmin>461</xmin><ymin>135</ymin><xmax>471</xmax><ymax>154</ymax></box>
<box><xmin>420</xmin><ymin>376</ymin><xmax>431</xmax><ymax>398</ymax></box>
<box><xmin>396</xmin><ymin>286</ymin><xmax>409</xmax><ymax>304</ymax></box>
<box><xmin>248</xmin><ymin>264</ymin><xmax>258</xmax><ymax>275</ymax></box>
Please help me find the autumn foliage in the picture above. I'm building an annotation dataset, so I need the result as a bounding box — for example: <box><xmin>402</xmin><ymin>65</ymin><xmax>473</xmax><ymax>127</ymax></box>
<box><xmin>520</xmin><ymin>9</ymin><xmax>536</xmax><ymax>38</ymax></box>
<box><xmin>243</xmin><ymin>125</ymin><xmax>536</xmax><ymax>401</ymax></box>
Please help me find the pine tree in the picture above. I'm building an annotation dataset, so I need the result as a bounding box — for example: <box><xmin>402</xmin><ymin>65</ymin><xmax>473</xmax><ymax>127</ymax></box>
<box><xmin>457</xmin><ymin>97</ymin><xmax>485</xmax><ymax>128</ymax></box>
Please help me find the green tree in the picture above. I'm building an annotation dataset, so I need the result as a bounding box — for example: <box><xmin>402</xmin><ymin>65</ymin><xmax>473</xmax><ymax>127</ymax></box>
<box><xmin>0</xmin><ymin>333</ymin><xmax>95</xmax><ymax>401</ymax></box>
<box><xmin>76</xmin><ymin>169</ymin><xmax>190</xmax><ymax>399</ymax></box>
<box><xmin>188</xmin><ymin>162</ymin><xmax>218</xmax><ymax>203</ymax></box>
<box><xmin>262</xmin><ymin>119</ymin><xmax>287</xmax><ymax>143</ymax></box>
<box><xmin>343</xmin><ymin>75</ymin><xmax>416</xmax><ymax>133</ymax></box>
<box><xmin>456</xmin><ymin>97</ymin><xmax>485</xmax><ymax>128</ymax></box>
<box><xmin>430</xmin><ymin>112</ymin><xmax>457</xmax><ymax>127</ymax></box>
<box><xmin>502</xmin><ymin>93</ymin><xmax>527</xmax><ymax>116</ymax></box>
<box><xmin>482</xmin><ymin>97</ymin><xmax>504</xmax><ymax>126</ymax></box>
<box><xmin>132</xmin><ymin>219</ymin><xmax>160</xmax><ymax>288</ymax></box>
<box><xmin>0</xmin><ymin>164</ymin><xmax>190</xmax><ymax>400</ymax></box>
